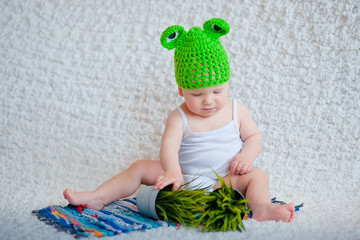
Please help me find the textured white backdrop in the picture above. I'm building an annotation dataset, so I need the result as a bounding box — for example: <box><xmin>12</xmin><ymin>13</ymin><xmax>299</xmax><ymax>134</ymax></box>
<box><xmin>1</xmin><ymin>0</ymin><xmax>359</xmax><ymax>239</ymax></box>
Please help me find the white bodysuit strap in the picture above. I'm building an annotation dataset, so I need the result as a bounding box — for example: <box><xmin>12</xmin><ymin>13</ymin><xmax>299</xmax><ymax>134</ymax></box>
<box><xmin>176</xmin><ymin>106</ymin><xmax>188</xmax><ymax>134</ymax></box>
<box><xmin>232</xmin><ymin>99</ymin><xmax>238</xmax><ymax>122</ymax></box>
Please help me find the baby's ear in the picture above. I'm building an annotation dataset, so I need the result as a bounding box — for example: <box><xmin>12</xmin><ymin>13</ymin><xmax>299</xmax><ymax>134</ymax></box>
<box><xmin>178</xmin><ymin>87</ymin><xmax>184</xmax><ymax>97</ymax></box>
<box><xmin>203</xmin><ymin>18</ymin><xmax>230</xmax><ymax>38</ymax></box>
<box><xmin>160</xmin><ymin>25</ymin><xmax>185</xmax><ymax>50</ymax></box>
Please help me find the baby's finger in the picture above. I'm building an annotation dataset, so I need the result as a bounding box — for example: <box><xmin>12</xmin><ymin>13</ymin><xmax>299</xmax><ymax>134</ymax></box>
<box><xmin>154</xmin><ymin>177</ymin><xmax>169</xmax><ymax>190</ymax></box>
<box><xmin>230</xmin><ymin>160</ymin><xmax>240</xmax><ymax>175</ymax></box>
<box><xmin>160</xmin><ymin>178</ymin><xmax>177</xmax><ymax>190</ymax></box>
<box><xmin>172</xmin><ymin>181</ymin><xmax>181</xmax><ymax>191</ymax></box>
<box><xmin>240</xmin><ymin>165</ymin><xmax>249</xmax><ymax>175</ymax></box>
<box><xmin>237</xmin><ymin>162</ymin><xmax>246</xmax><ymax>175</ymax></box>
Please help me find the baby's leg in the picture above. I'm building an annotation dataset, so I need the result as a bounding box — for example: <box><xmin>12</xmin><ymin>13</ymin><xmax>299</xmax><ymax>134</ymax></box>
<box><xmin>63</xmin><ymin>160</ymin><xmax>163</xmax><ymax>210</ymax></box>
<box><xmin>224</xmin><ymin>168</ymin><xmax>295</xmax><ymax>222</ymax></box>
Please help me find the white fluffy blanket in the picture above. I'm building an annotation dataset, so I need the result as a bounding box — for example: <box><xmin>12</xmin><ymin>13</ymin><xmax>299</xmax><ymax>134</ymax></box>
<box><xmin>1</xmin><ymin>0</ymin><xmax>359</xmax><ymax>239</ymax></box>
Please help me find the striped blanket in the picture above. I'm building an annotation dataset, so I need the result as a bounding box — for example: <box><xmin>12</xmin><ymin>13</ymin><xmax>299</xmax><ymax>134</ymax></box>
<box><xmin>33</xmin><ymin>198</ymin><xmax>173</xmax><ymax>238</ymax></box>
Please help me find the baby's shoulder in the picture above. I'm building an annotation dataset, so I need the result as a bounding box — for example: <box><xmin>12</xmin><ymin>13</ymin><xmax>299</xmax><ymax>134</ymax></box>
<box><xmin>232</xmin><ymin>99</ymin><xmax>247</xmax><ymax>112</ymax></box>
<box><xmin>233</xmin><ymin>99</ymin><xmax>251</xmax><ymax>121</ymax></box>
<box><xmin>165</xmin><ymin>106</ymin><xmax>184</xmax><ymax>124</ymax></box>
<box><xmin>235</xmin><ymin>100</ymin><xmax>247</xmax><ymax>111</ymax></box>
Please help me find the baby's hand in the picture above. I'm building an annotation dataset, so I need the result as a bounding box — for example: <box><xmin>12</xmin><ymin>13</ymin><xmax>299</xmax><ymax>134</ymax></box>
<box><xmin>230</xmin><ymin>154</ymin><xmax>253</xmax><ymax>175</ymax></box>
<box><xmin>154</xmin><ymin>171</ymin><xmax>184</xmax><ymax>191</ymax></box>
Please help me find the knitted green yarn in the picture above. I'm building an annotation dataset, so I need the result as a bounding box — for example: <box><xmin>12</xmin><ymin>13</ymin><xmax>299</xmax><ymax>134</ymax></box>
<box><xmin>161</xmin><ymin>18</ymin><xmax>230</xmax><ymax>90</ymax></box>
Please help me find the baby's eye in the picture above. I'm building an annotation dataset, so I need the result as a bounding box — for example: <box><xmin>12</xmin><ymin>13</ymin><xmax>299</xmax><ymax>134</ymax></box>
<box><xmin>214</xmin><ymin>90</ymin><xmax>222</xmax><ymax>94</ymax></box>
<box><xmin>192</xmin><ymin>93</ymin><xmax>201</xmax><ymax>97</ymax></box>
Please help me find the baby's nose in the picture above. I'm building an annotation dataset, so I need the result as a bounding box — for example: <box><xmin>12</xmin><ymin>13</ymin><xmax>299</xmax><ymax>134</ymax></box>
<box><xmin>203</xmin><ymin>97</ymin><xmax>212</xmax><ymax>105</ymax></box>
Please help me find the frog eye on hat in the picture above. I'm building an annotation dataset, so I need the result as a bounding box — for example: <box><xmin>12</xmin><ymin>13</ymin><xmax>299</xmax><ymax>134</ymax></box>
<box><xmin>203</xmin><ymin>18</ymin><xmax>230</xmax><ymax>37</ymax></box>
<box><xmin>160</xmin><ymin>25</ymin><xmax>185</xmax><ymax>50</ymax></box>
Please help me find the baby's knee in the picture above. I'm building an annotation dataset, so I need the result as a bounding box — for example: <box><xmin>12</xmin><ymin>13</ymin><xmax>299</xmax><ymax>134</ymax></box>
<box><xmin>129</xmin><ymin>159</ymin><xmax>148</xmax><ymax>171</ymax></box>
<box><xmin>251</xmin><ymin>168</ymin><xmax>269</xmax><ymax>182</ymax></box>
<box><xmin>129</xmin><ymin>159</ymin><xmax>162</xmax><ymax>175</ymax></box>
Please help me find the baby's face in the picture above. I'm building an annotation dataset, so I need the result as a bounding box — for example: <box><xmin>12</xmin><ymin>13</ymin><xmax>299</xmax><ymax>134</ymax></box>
<box><xmin>179</xmin><ymin>82</ymin><xmax>229</xmax><ymax>118</ymax></box>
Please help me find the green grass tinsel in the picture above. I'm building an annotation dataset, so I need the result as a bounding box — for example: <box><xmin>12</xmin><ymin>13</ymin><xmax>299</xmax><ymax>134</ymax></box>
<box><xmin>191</xmin><ymin>172</ymin><xmax>250</xmax><ymax>232</ymax></box>
<box><xmin>155</xmin><ymin>184</ymin><xmax>212</xmax><ymax>225</ymax></box>
<box><xmin>154</xmin><ymin>172</ymin><xmax>250</xmax><ymax>232</ymax></box>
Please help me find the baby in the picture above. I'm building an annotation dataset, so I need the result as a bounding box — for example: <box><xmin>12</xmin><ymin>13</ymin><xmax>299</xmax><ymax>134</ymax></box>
<box><xmin>64</xmin><ymin>18</ymin><xmax>295</xmax><ymax>222</ymax></box>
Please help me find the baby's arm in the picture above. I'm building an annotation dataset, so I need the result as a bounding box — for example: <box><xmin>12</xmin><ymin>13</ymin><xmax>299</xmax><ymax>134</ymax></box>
<box><xmin>230</xmin><ymin>102</ymin><xmax>263</xmax><ymax>175</ymax></box>
<box><xmin>154</xmin><ymin>109</ymin><xmax>184</xmax><ymax>190</ymax></box>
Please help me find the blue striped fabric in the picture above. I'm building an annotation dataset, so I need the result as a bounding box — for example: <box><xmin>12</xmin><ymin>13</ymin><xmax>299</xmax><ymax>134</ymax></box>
<box><xmin>33</xmin><ymin>198</ymin><xmax>173</xmax><ymax>237</ymax></box>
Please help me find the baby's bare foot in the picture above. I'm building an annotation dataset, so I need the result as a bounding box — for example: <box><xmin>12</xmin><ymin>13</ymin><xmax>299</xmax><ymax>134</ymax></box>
<box><xmin>273</xmin><ymin>203</ymin><xmax>295</xmax><ymax>222</ymax></box>
<box><xmin>63</xmin><ymin>189</ymin><xmax>105</xmax><ymax>210</ymax></box>
<box><xmin>252</xmin><ymin>203</ymin><xmax>295</xmax><ymax>222</ymax></box>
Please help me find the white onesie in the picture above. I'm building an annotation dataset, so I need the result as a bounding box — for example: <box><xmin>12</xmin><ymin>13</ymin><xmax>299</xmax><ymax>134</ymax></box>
<box><xmin>177</xmin><ymin>100</ymin><xmax>244</xmax><ymax>190</ymax></box>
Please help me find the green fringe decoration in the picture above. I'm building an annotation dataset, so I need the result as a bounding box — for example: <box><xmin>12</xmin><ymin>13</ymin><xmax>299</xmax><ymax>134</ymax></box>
<box><xmin>191</xmin><ymin>171</ymin><xmax>250</xmax><ymax>232</ymax></box>
<box><xmin>154</xmin><ymin>172</ymin><xmax>250</xmax><ymax>232</ymax></box>
<box><xmin>155</xmin><ymin>183</ymin><xmax>212</xmax><ymax>225</ymax></box>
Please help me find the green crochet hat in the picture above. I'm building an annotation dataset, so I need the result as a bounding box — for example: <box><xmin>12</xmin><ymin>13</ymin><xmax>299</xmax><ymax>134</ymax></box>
<box><xmin>161</xmin><ymin>18</ymin><xmax>230</xmax><ymax>90</ymax></box>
